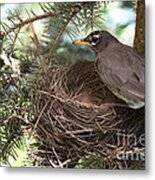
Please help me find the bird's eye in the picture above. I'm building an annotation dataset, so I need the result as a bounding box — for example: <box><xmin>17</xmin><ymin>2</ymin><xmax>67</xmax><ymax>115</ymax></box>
<box><xmin>92</xmin><ymin>36</ymin><xmax>99</xmax><ymax>43</ymax></box>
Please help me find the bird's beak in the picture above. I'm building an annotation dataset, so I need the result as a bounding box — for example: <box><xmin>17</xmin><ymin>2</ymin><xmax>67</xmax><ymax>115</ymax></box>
<box><xmin>73</xmin><ymin>39</ymin><xmax>91</xmax><ymax>46</ymax></box>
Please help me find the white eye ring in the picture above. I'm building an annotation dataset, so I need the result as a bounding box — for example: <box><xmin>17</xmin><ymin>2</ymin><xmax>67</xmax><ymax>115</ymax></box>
<box><xmin>93</xmin><ymin>35</ymin><xmax>100</xmax><ymax>39</ymax></box>
<box><xmin>91</xmin><ymin>42</ymin><xmax>97</xmax><ymax>46</ymax></box>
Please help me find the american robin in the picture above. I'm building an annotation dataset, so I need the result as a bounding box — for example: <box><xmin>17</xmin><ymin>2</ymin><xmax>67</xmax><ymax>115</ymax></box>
<box><xmin>73</xmin><ymin>31</ymin><xmax>144</xmax><ymax>109</ymax></box>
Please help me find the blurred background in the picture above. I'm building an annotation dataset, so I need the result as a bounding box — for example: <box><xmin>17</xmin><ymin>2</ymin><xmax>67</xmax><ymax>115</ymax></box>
<box><xmin>1</xmin><ymin>2</ymin><xmax>136</xmax><ymax>64</ymax></box>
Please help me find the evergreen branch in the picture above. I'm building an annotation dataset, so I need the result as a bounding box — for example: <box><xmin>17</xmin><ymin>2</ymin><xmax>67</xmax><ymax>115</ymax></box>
<box><xmin>4</xmin><ymin>11</ymin><xmax>62</xmax><ymax>36</ymax></box>
<box><xmin>46</xmin><ymin>14</ymin><xmax>75</xmax><ymax>62</ymax></box>
<box><xmin>29</xmin><ymin>23</ymin><xmax>41</xmax><ymax>57</ymax></box>
<box><xmin>11</xmin><ymin>27</ymin><xmax>21</xmax><ymax>55</ymax></box>
<box><xmin>1</xmin><ymin>115</ymin><xmax>32</xmax><ymax>126</ymax></box>
<box><xmin>0</xmin><ymin>31</ymin><xmax>5</xmax><ymax>53</ymax></box>
<box><xmin>4</xmin><ymin>5</ymin><xmax>82</xmax><ymax>37</ymax></box>
<box><xmin>29</xmin><ymin>14</ymin><xmax>75</xmax><ymax>89</ymax></box>
<box><xmin>0</xmin><ymin>134</ymin><xmax>22</xmax><ymax>163</ymax></box>
<box><xmin>70</xmin><ymin>19</ymin><xmax>81</xmax><ymax>33</ymax></box>
<box><xmin>29</xmin><ymin>6</ymin><xmax>82</xmax><ymax>88</ymax></box>
<box><xmin>0</xmin><ymin>70</ymin><xmax>15</xmax><ymax>74</ymax></box>
<box><xmin>90</xmin><ymin>9</ymin><xmax>94</xmax><ymax>31</ymax></box>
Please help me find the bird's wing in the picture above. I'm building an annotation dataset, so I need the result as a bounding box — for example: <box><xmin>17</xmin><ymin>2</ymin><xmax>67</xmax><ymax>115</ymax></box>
<box><xmin>96</xmin><ymin>43</ymin><xmax>145</xmax><ymax>101</ymax></box>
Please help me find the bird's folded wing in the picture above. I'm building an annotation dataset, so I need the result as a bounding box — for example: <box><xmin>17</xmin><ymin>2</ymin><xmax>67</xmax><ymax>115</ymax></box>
<box><xmin>96</xmin><ymin>44</ymin><xmax>145</xmax><ymax>101</ymax></box>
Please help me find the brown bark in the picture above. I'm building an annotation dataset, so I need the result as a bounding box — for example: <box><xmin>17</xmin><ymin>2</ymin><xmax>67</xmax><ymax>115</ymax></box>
<box><xmin>134</xmin><ymin>0</ymin><xmax>145</xmax><ymax>55</ymax></box>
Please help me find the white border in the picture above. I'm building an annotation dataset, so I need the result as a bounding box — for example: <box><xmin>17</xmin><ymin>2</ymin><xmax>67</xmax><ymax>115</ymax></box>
<box><xmin>1</xmin><ymin>0</ymin><xmax>155</xmax><ymax>179</ymax></box>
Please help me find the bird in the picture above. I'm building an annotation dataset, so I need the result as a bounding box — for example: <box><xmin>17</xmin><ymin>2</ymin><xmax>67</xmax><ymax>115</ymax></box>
<box><xmin>73</xmin><ymin>31</ymin><xmax>145</xmax><ymax>109</ymax></box>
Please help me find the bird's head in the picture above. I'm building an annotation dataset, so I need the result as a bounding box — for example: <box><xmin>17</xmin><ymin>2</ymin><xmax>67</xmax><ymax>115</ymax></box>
<box><xmin>73</xmin><ymin>30</ymin><xmax>118</xmax><ymax>52</ymax></box>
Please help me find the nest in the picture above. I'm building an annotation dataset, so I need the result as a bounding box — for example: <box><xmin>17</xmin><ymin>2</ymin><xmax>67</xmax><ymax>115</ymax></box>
<box><xmin>32</xmin><ymin>60</ymin><xmax>145</xmax><ymax>169</ymax></box>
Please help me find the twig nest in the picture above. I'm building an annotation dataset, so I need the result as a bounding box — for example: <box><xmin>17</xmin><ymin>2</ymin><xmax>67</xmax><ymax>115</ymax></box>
<box><xmin>32</xmin><ymin>60</ymin><xmax>144</xmax><ymax>169</ymax></box>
